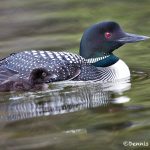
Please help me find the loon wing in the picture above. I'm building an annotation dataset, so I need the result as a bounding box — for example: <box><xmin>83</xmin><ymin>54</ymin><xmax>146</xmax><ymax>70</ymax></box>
<box><xmin>0</xmin><ymin>51</ymin><xmax>83</xmax><ymax>82</ymax></box>
<box><xmin>0</xmin><ymin>66</ymin><xmax>19</xmax><ymax>83</ymax></box>
<box><xmin>67</xmin><ymin>69</ymin><xmax>81</xmax><ymax>80</ymax></box>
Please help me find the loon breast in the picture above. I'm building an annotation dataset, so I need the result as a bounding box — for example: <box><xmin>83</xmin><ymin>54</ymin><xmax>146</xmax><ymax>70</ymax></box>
<box><xmin>96</xmin><ymin>59</ymin><xmax>130</xmax><ymax>81</ymax></box>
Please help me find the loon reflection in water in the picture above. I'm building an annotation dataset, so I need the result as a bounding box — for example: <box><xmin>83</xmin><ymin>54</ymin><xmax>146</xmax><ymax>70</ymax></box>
<box><xmin>0</xmin><ymin>79</ymin><xmax>131</xmax><ymax>121</ymax></box>
<box><xmin>0</xmin><ymin>21</ymin><xmax>149</xmax><ymax>91</ymax></box>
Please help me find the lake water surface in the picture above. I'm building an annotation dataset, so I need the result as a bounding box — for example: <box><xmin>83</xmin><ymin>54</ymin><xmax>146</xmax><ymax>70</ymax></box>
<box><xmin>0</xmin><ymin>0</ymin><xmax>150</xmax><ymax>150</ymax></box>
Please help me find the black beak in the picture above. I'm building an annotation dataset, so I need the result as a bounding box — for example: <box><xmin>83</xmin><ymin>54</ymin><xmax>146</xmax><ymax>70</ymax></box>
<box><xmin>117</xmin><ymin>32</ymin><xmax>150</xmax><ymax>43</ymax></box>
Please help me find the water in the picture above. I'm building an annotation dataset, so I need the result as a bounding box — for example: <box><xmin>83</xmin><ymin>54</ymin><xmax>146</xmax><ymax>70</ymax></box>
<box><xmin>0</xmin><ymin>73</ymin><xmax>150</xmax><ymax>150</ymax></box>
<box><xmin>0</xmin><ymin>0</ymin><xmax>150</xmax><ymax>150</ymax></box>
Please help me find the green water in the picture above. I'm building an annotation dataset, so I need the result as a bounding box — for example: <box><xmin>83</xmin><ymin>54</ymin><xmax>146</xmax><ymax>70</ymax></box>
<box><xmin>0</xmin><ymin>0</ymin><xmax>150</xmax><ymax>150</ymax></box>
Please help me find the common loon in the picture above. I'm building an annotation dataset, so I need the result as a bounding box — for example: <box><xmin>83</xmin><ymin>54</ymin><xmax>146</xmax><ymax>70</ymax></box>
<box><xmin>0</xmin><ymin>21</ymin><xmax>149</xmax><ymax>91</ymax></box>
<box><xmin>0</xmin><ymin>68</ymin><xmax>51</xmax><ymax>91</ymax></box>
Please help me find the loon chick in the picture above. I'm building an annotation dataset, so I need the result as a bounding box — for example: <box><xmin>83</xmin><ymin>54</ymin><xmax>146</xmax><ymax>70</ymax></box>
<box><xmin>0</xmin><ymin>68</ymin><xmax>51</xmax><ymax>92</ymax></box>
<box><xmin>0</xmin><ymin>21</ymin><xmax>149</xmax><ymax>89</ymax></box>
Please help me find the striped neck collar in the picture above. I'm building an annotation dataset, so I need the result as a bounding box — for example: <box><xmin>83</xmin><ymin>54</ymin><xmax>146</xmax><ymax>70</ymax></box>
<box><xmin>86</xmin><ymin>53</ymin><xmax>119</xmax><ymax>67</ymax></box>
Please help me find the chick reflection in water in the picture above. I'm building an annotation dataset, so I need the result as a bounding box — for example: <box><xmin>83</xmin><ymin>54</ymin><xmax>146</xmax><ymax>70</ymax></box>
<box><xmin>0</xmin><ymin>79</ymin><xmax>131</xmax><ymax>121</ymax></box>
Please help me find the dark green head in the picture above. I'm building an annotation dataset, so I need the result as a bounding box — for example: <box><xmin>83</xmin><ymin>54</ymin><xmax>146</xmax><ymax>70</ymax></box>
<box><xmin>80</xmin><ymin>21</ymin><xmax>149</xmax><ymax>59</ymax></box>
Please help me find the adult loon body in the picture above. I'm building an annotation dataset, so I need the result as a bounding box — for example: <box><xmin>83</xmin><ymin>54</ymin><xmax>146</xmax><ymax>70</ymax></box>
<box><xmin>0</xmin><ymin>21</ymin><xmax>149</xmax><ymax>91</ymax></box>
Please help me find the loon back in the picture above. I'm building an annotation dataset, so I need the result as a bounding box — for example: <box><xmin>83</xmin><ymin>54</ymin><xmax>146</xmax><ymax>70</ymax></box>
<box><xmin>0</xmin><ymin>50</ymin><xmax>103</xmax><ymax>82</ymax></box>
<box><xmin>0</xmin><ymin>50</ymin><xmax>129</xmax><ymax>84</ymax></box>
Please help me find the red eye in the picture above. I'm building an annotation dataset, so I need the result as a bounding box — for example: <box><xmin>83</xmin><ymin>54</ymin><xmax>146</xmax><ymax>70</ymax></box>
<box><xmin>105</xmin><ymin>32</ymin><xmax>112</xmax><ymax>39</ymax></box>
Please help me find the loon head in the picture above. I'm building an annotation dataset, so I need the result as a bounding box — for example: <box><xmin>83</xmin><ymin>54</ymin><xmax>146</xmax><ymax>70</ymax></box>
<box><xmin>29</xmin><ymin>68</ymin><xmax>51</xmax><ymax>85</ymax></box>
<box><xmin>80</xmin><ymin>21</ymin><xmax>150</xmax><ymax>60</ymax></box>
<box><xmin>27</xmin><ymin>68</ymin><xmax>55</xmax><ymax>91</ymax></box>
